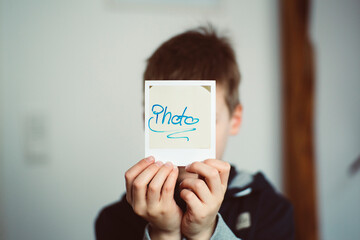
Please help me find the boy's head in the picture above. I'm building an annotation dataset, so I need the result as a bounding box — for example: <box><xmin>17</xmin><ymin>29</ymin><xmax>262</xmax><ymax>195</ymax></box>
<box><xmin>144</xmin><ymin>25</ymin><xmax>243</xmax><ymax>160</ymax></box>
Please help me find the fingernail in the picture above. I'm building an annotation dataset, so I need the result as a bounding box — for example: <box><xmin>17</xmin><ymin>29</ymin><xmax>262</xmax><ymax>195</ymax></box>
<box><xmin>165</xmin><ymin>162</ymin><xmax>173</xmax><ymax>168</ymax></box>
<box><xmin>185</xmin><ymin>164</ymin><xmax>190</xmax><ymax>170</ymax></box>
<box><xmin>155</xmin><ymin>161</ymin><xmax>163</xmax><ymax>167</ymax></box>
<box><xmin>145</xmin><ymin>156</ymin><xmax>154</xmax><ymax>162</ymax></box>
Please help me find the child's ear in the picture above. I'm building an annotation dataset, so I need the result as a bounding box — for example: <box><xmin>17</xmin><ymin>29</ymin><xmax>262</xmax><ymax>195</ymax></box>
<box><xmin>229</xmin><ymin>104</ymin><xmax>243</xmax><ymax>135</ymax></box>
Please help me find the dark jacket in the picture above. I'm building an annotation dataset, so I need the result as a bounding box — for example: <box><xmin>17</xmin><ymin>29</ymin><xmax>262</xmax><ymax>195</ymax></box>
<box><xmin>95</xmin><ymin>166</ymin><xmax>294</xmax><ymax>240</ymax></box>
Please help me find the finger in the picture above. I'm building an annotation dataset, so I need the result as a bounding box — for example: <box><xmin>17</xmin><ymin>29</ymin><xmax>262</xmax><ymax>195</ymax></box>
<box><xmin>161</xmin><ymin>166</ymin><xmax>179</xmax><ymax>201</ymax></box>
<box><xmin>132</xmin><ymin>161</ymin><xmax>162</xmax><ymax>209</ymax></box>
<box><xmin>203</xmin><ymin>159</ymin><xmax>231</xmax><ymax>186</ymax></box>
<box><xmin>180</xmin><ymin>188</ymin><xmax>203</xmax><ymax>212</ymax></box>
<box><xmin>180</xmin><ymin>178</ymin><xmax>211</xmax><ymax>202</ymax></box>
<box><xmin>185</xmin><ymin>162</ymin><xmax>222</xmax><ymax>194</ymax></box>
<box><xmin>147</xmin><ymin>162</ymin><xmax>174</xmax><ymax>204</ymax></box>
<box><xmin>125</xmin><ymin>156</ymin><xmax>155</xmax><ymax>203</ymax></box>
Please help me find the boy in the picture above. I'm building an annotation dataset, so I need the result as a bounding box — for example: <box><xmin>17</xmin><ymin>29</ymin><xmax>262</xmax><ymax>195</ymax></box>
<box><xmin>95</xmin><ymin>26</ymin><xmax>294</xmax><ymax>240</ymax></box>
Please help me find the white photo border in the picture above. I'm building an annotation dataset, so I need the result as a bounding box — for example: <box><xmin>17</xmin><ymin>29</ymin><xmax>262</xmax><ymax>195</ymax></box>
<box><xmin>145</xmin><ymin>80</ymin><xmax>216</xmax><ymax>166</ymax></box>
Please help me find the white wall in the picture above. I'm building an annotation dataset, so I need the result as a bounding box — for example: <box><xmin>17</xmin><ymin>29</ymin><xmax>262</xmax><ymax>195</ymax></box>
<box><xmin>0</xmin><ymin>1</ymin><xmax>5</xmax><ymax>239</ymax></box>
<box><xmin>312</xmin><ymin>0</ymin><xmax>360</xmax><ymax>239</ymax></box>
<box><xmin>0</xmin><ymin>0</ymin><xmax>281</xmax><ymax>239</ymax></box>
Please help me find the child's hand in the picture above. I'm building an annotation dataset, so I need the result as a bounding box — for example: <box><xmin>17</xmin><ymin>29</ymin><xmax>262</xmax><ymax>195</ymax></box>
<box><xmin>125</xmin><ymin>157</ymin><xmax>182</xmax><ymax>240</ymax></box>
<box><xmin>180</xmin><ymin>159</ymin><xmax>230</xmax><ymax>240</ymax></box>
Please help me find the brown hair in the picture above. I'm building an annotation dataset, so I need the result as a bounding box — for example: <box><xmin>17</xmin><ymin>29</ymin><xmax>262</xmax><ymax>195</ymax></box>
<box><xmin>143</xmin><ymin>25</ymin><xmax>241</xmax><ymax>114</ymax></box>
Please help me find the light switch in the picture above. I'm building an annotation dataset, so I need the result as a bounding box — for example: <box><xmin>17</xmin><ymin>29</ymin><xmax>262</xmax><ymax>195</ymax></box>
<box><xmin>23</xmin><ymin>113</ymin><xmax>49</xmax><ymax>164</ymax></box>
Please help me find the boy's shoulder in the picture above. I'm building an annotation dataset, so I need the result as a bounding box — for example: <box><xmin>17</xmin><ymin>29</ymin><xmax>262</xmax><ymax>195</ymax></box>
<box><xmin>95</xmin><ymin>193</ymin><xmax>147</xmax><ymax>239</ymax></box>
<box><xmin>220</xmin><ymin>165</ymin><xmax>294</xmax><ymax>240</ymax></box>
<box><xmin>226</xmin><ymin>165</ymin><xmax>287</xmax><ymax>198</ymax></box>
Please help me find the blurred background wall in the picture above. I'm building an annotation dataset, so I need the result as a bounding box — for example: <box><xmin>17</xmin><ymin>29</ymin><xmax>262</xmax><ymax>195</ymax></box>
<box><xmin>0</xmin><ymin>0</ymin><xmax>282</xmax><ymax>239</ymax></box>
<box><xmin>312</xmin><ymin>0</ymin><xmax>360</xmax><ymax>239</ymax></box>
<box><xmin>0</xmin><ymin>0</ymin><xmax>359</xmax><ymax>240</ymax></box>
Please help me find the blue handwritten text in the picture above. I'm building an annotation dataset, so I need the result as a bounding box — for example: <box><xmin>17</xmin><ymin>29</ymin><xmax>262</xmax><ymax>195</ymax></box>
<box><xmin>148</xmin><ymin>104</ymin><xmax>199</xmax><ymax>141</ymax></box>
